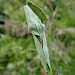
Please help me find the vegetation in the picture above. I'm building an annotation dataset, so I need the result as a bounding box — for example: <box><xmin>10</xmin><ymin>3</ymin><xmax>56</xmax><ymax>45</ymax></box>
<box><xmin>0</xmin><ymin>0</ymin><xmax>75</xmax><ymax>75</ymax></box>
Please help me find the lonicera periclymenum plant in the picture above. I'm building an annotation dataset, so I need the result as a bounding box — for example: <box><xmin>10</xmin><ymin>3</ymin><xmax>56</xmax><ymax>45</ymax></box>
<box><xmin>23</xmin><ymin>1</ymin><xmax>62</xmax><ymax>75</ymax></box>
<box><xmin>24</xmin><ymin>1</ymin><xmax>52</xmax><ymax>75</ymax></box>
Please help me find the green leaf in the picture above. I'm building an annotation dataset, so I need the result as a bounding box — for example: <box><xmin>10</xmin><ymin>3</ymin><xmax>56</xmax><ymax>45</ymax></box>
<box><xmin>28</xmin><ymin>1</ymin><xmax>48</xmax><ymax>24</ymax></box>
<box><xmin>24</xmin><ymin>5</ymin><xmax>45</xmax><ymax>35</ymax></box>
<box><xmin>42</xmin><ymin>32</ymin><xmax>52</xmax><ymax>74</ymax></box>
<box><xmin>33</xmin><ymin>35</ymin><xmax>47</xmax><ymax>72</ymax></box>
<box><xmin>24</xmin><ymin>4</ymin><xmax>52</xmax><ymax>74</ymax></box>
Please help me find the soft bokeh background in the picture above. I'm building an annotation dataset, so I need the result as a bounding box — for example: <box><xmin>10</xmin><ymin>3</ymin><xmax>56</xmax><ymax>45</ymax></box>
<box><xmin>0</xmin><ymin>0</ymin><xmax>75</xmax><ymax>75</ymax></box>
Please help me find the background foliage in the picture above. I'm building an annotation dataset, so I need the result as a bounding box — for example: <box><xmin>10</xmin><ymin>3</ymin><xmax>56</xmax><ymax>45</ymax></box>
<box><xmin>0</xmin><ymin>0</ymin><xmax>75</xmax><ymax>75</ymax></box>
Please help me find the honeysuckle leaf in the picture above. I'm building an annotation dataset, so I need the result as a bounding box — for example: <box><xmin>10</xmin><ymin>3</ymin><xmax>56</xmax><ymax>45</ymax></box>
<box><xmin>42</xmin><ymin>32</ymin><xmax>52</xmax><ymax>74</ymax></box>
<box><xmin>33</xmin><ymin>34</ymin><xmax>47</xmax><ymax>72</ymax></box>
<box><xmin>24</xmin><ymin>5</ymin><xmax>45</xmax><ymax>35</ymax></box>
<box><xmin>24</xmin><ymin>4</ymin><xmax>52</xmax><ymax>74</ymax></box>
<box><xmin>28</xmin><ymin>1</ymin><xmax>48</xmax><ymax>24</ymax></box>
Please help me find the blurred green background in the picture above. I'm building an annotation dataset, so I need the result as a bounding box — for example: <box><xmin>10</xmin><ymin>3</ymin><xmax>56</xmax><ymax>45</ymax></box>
<box><xmin>0</xmin><ymin>0</ymin><xmax>75</xmax><ymax>75</ymax></box>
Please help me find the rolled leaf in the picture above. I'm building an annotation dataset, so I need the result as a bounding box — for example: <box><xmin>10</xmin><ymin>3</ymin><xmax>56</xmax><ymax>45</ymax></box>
<box><xmin>33</xmin><ymin>35</ymin><xmax>47</xmax><ymax>72</ymax></box>
<box><xmin>24</xmin><ymin>5</ymin><xmax>45</xmax><ymax>35</ymax></box>
<box><xmin>42</xmin><ymin>32</ymin><xmax>52</xmax><ymax>74</ymax></box>
<box><xmin>24</xmin><ymin>4</ymin><xmax>52</xmax><ymax>74</ymax></box>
